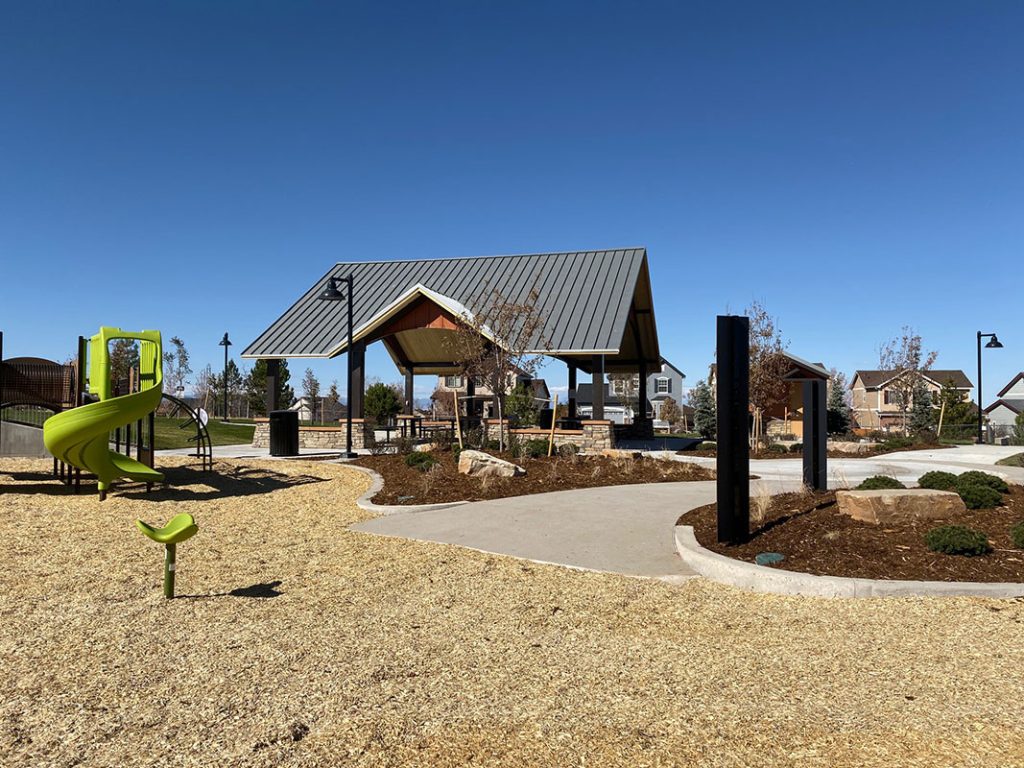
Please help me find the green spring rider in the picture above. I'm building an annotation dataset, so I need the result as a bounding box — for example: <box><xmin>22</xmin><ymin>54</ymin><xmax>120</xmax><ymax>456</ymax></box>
<box><xmin>136</xmin><ymin>514</ymin><xmax>199</xmax><ymax>598</ymax></box>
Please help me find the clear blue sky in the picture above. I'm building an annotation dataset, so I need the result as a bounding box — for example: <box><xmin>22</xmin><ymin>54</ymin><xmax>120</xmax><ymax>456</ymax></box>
<box><xmin>2</xmin><ymin>1</ymin><xmax>1021</xmax><ymax>406</ymax></box>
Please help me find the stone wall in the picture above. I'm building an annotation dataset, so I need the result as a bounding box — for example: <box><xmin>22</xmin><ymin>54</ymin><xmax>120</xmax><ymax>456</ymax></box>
<box><xmin>251</xmin><ymin>419</ymin><xmax>375</xmax><ymax>451</ymax></box>
<box><xmin>481</xmin><ymin>419</ymin><xmax>614</xmax><ymax>453</ymax></box>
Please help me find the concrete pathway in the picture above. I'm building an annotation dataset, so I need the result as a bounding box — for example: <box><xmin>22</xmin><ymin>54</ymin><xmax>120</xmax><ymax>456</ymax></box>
<box><xmin>350</xmin><ymin>445</ymin><xmax>1024</xmax><ymax>581</ymax></box>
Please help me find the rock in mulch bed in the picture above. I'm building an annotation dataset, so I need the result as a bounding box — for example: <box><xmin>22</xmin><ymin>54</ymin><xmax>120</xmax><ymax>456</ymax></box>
<box><xmin>355</xmin><ymin>450</ymin><xmax>714</xmax><ymax>505</ymax></box>
<box><xmin>685</xmin><ymin>485</ymin><xmax>1024</xmax><ymax>582</ymax></box>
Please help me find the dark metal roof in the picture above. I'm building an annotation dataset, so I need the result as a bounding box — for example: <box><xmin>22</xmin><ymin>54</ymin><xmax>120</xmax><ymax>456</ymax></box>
<box><xmin>854</xmin><ymin>369</ymin><xmax>973</xmax><ymax>389</ymax></box>
<box><xmin>242</xmin><ymin>248</ymin><xmax>659</xmax><ymax>370</ymax></box>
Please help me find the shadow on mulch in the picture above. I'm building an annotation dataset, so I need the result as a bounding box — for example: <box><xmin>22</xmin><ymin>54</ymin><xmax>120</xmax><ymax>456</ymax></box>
<box><xmin>1</xmin><ymin>463</ymin><xmax>326</xmax><ymax>500</ymax></box>
<box><xmin>179</xmin><ymin>580</ymin><xmax>285</xmax><ymax>600</ymax></box>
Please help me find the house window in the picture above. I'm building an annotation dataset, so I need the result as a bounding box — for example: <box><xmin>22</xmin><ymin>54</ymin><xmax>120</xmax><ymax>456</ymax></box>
<box><xmin>444</xmin><ymin>375</ymin><xmax>463</xmax><ymax>388</ymax></box>
<box><xmin>883</xmin><ymin>390</ymin><xmax>895</xmax><ymax>405</ymax></box>
<box><xmin>656</xmin><ymin>377</ymin><xmax>670</xmax><ymax>394</ymax></box>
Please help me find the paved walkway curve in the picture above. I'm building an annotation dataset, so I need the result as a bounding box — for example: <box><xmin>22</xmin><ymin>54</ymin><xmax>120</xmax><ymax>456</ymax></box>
<box><xmin>350</xmin><ymin>445</ymin><xmax>1024</xmax><ymax>582</ymax></box>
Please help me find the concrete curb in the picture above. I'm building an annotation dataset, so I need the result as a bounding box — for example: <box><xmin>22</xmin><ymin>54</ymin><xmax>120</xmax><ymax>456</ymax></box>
<box><xmin>340</xmin><ymin>464</ymin><xmax>469</xmax><ymax>516</ymax></box>
<box><xmin>674</xmin><ymin>525</ymin><xmax>1024</xmax><ymax>599</ymax></box>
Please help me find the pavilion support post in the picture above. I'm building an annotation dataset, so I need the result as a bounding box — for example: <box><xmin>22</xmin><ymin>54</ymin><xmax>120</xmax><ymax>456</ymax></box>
<box><xmin>591</xmin><ymin>355</ymin><xmax>605</xmax><ymax>421</ymax></box>
<box><xmin>716</xmin><ymin>315</ymin><xmax>750</xmax><ymax>544</ymax></box>
<box><xmin>404</xmin><ymin>369</ymin><xmax>414</xmax><ymax>415</ymax></box>
<box><xmin>567</xmin><ymin>363</ymin><xmax>578</xmax><ymax>420</ymax></box>
<box><xmin>802</xmin><ymin>379</ymin><xmax>828</xmax><ymax>491</ymax></box>
<box><xmin>265</xmin><ymin>359</ymin><xmax>281</xmax><ymax>414</ymax></box>
<box><xmin>349</xmin><ymin>341</ymin><xmax>366</xmax><ymax>419</ymax></box>
<box><xmin>638</xmin><ymin>359</ymin><xmax>648</xmax><ymax>428</ymax></box>
<box><xmin>464</xmin><ymin>376</ymin><xmax>476</xmax><ymax>428</ymax></box>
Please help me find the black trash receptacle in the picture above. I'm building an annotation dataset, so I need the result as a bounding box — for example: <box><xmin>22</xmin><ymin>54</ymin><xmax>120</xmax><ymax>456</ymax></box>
<box><xmin>269</xmin><ymin>410</ymin><xmax>299</xmax><ymax>457</ymax></box>
<box><xmin>538</xmin><ymin>408</ymin><xmax>554</xmax><ymax>429</ymax></box>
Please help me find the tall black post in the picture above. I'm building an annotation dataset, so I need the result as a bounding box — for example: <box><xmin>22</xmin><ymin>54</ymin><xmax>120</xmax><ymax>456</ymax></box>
<box><xmin>465</xmin><ymin>376</ymin><xmax>476</xmax><ymax>427</ymax></box>
<box><xmin>716</xmin><ymin>315</ymin><xmax>750</xmax><ymax>544</ymax></box>
<box><xmin>591</xmin><ymin>355</ymin><xmax>605</xmax><ymax>420</ymax></box>
<box><xmin>802</xmin><ymin>379</ymin><xmax>827</xmax><ymax>490</ymax></box>
<box><xmin>344</xmin><ymin>276</ymin><xmax>356</xmax><ymax>457</ymax></box>
<box><xmin>567</xmin><ymin>363</ymin><xmax>577</xmax><ymax>421</ymax></box>
<box><xmin>404</xmin><ymin>369</ymin><xmax>414</xmax><ymax>415</ymax></box>
<box><xmin>977</xmin><ymin>332</ymin><xmax>983</xmax><ymax>444</ymax></box>
<box><xmin>265</xmin><ymin>358</ymin><xmax>280</xmax><ymax>414</ymax></box>
<box><xmin>219</xmin><ymin>332</ymin><xmax>232</xmax><ymax>421</ymax></box>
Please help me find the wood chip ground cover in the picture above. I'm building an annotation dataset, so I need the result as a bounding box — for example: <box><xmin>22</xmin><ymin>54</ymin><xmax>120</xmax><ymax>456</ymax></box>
<box><xmin>2</xmin><ymin>457</ymin><xmax>1024</xmax><ymax>766</ymax></box>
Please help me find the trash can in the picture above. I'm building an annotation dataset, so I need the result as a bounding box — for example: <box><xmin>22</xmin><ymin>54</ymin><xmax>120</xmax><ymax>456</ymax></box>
<box><xmin>269</xmin><ymin>410</ymin><xmax>299</xmax><ymax>457</ymax></box>
<box><xmin>538</xmin><ymin>408</ymin><xmax>554</xmax><ymax>429</ymax></box>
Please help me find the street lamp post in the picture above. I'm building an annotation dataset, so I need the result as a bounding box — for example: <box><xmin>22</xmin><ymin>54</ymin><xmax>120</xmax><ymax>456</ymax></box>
<box><xmin>319</xmin><ymin>276</ymin><xmax>357</xmax><ymax>458</ymax></box>
<box><xmin>976</xmin><ymin>331</ymin><xmax>1003</xmax><ymax>444</ymax></box>
<box><xmin>219</xmin><ymin>332</ymin><xmax>232</xmax><ymax>421</ymax></box>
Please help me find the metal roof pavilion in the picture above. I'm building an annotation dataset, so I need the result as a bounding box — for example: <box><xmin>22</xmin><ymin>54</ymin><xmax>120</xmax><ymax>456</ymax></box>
<box><xmin>242</xmin><ymin>248</ymin><xmax>660</xmax><ymax>375</ymax></box>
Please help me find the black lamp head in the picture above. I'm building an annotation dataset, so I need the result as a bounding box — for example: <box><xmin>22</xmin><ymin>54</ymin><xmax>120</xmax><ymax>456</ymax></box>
<box><xmin>985</xmin><ymin>335</ymin><xmax>1003</xmax><ymax>349</ymax></box>
<box><xmin>219</xmin><ymin>332</ymin><xmax>231</xmax><ymax>347</ymax></box>
<box><xmin>319</xmin><ymin>277</ymin><xmax>345</xmax><ymax>301</ymax></box>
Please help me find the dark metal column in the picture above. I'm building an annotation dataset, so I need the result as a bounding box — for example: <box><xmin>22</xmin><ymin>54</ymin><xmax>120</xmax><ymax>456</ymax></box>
<box><xmin>349</xmin><ymin>340</ymin><xmax>366</xmax><ymax>419</ymax></box>
<box><xmin>802</xmin><ymin>379</ymin><xmax>827</xmax><ymax>491</ymax></box>
<box><xmin>716</xmin><ymin>315</ymin><xmax>750</xmax><ymax>544</ymax></box>
<box><xmin>265</xmin><ymin>358</ymin><xmax>280</xmax><ymax>414</ymax></box>
<box><xmin>404</xmin><ymin>368</ymin><xmax>414</xmax><ymax>415</ymax></box>
<box><xmin>567</xmin><ymin>363</ymin><xmax>577</xmax><ymax>420</ymax></box>
<box><xmin>591</xmin><ymin>355</ymin><xmax>605</xmax><ymax>420</ymax></box>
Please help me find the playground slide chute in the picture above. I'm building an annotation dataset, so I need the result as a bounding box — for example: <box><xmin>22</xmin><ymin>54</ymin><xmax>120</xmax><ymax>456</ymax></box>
<box><xmin>44</xmin><ymin>327</ymin><xmax>164</xmax><ymax>497</ymax></box>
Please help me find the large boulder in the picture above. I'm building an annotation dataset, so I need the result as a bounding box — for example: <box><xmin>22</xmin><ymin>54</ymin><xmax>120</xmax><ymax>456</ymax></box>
<box><xmin>457</xmin><ymin>450</ymin><xmax>526</xmax><ymax>478</ymax></box>
<box><xmin>836</xmin><ymin>489</ymin><xmax>966</xmax><ymax>525</ymax></box>
<box><xmin>830</xmin><ymin>441</ymin><xmax>877</xmax><ymax>455</ymax></box>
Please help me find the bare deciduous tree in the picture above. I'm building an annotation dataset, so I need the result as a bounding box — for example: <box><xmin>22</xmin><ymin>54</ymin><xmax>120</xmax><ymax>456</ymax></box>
<box><xmin>878</xmin><ymin>326</ymin><xmax>937</xmax><ymax>434</ymax></box>
<box><xmin>746</xmin><ymin>300</ymin><xmax>789</xmax><ymax>448</ymax></box>
<box><xmin>444</xmin><ymin>284</ymin><xmax>549</xmax><ymax>450</ymax></box>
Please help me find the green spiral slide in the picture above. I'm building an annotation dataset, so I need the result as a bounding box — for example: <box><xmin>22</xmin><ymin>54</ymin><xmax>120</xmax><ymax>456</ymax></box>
<box><xmin>44</xmin><ymin>327</ymin><xmax>164</xmax><ymax>499</ymax></box>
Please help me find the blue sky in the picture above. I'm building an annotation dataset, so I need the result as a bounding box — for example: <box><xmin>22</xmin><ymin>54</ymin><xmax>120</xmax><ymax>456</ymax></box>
<box><xmin>2</xmin><ymin>1</ymin><xmax>1021</xmax><ymax>406</ymax></box>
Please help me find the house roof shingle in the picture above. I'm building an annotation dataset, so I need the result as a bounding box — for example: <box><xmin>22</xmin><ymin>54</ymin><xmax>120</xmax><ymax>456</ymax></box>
<box><xmin>854</xmin><ymin>369</ymin><xmax>973</xmax><ymax>390</ymax></box>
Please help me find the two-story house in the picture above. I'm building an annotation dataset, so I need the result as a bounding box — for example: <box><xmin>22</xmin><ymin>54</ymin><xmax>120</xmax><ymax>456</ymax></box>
<box><xmin>577</xmin><ymin>357</ymin><xmax>685</xmax><ymax>426</ymax></box>
<box><xmin>850</xmin><ymin>369</ymin><xmax>972</xmax><ymax>431</ymax></box>
<box><xmin>984</xmin><ymin>372</ymin><xmax>1024</xmax><ymax>429</ymax></box>
<box><xmin>433</xmin><ymin>370</ymin><xmax>550</xmax><ymax>421</ymax></box>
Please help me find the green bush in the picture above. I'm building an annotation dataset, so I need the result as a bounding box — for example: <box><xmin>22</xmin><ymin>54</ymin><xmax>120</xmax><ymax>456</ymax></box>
<box><xmin>698</xmin><ymin>441</ymin><xmax>716</xmax><ymax>451</ymax></box>
<box><xmin>956</xmin><ymin>471</ymin><xmax>1009</xmax><ymax>494</ymax></box>
<box><xmin>925</xmin><ymin>525</ymin><xmax>991</xmax><ymax>556</ymax></box>
<box><xmin>522</xmin><ymin>438</ymin><xmax>550</xmax><ymax>459</ymax></box>
<box><xmin>857</xmin><ymin>475</ymin><xmax>906</xmax><ymax>490</ymax></box>
<box><xmin>879</xmin><ymin>436</ymin><xmax>914</xmax><ymax>452</ymax></box>
<box><xmin>1011</xmin><ymin>522</ymin><xmax>1024</xmax><ymax>550</ymax></box>
<box><xmin>765</xmin><ymin>444</ymin><xmax>787</xmax><ymax>454</ymax></box>
<box><xmin>789</xmin><ymin>443</ymin><xmax>803</xmax><ymax>453</ymax></box>
<box><xmin>955</xmin><ymin>481</ymin><xmax>1003</xmax><ymax>510</ymax></box>
<box><xmin>404</xmin><ymin>451</ymin><xmax>438</xmax><ymax>472</ymax></box>
<box><xmin>917</xmin><ymin>471</ymin><xmax>959</xmax><ymax>491</ymax></box>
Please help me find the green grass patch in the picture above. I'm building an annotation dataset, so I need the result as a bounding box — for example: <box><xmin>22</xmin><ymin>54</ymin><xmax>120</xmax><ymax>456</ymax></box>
<box><xmin>996</xmin><ymin>452</ymin><xmax>1024</xmax><ymax>468</ymax></box>
<box><xmin>152</xmin><ymin>417</ymin><xmax>255</xmax><ymax>449</ymax></box>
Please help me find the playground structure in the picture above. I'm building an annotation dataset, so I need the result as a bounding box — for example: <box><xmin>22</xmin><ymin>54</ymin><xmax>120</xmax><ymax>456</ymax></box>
<box><xmin>136</xmin><ymin>513</ymin><xmax>199</xmax><ymax>598</ymax></box>
<box><xmin>45</xmin><ymin>327</ymin><xmax>165</xmax><ymax>500</ymax></box>
<box><xmin>2</xmin><ymin>328</ymin><xmax>214</xmax><ymax>495</ymax></box>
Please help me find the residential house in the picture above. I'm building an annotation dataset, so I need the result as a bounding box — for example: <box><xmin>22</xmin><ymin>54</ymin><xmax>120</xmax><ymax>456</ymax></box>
<box><xmin>984</xmin><ymin>372</ymin><xmax>1024</xmax><ymax>430</ymax></box>
<box><xmin>289</xmin><ymin>395</ymin><xmax>346</xmax><ymax>423</ymax></box>
<box><xmin>578</xmin><ymin>357</ymin><xmax>686</xmax><ymax>426</ymax></box>
<box><xmin>850</xmin><ymin>369</ymin><xmax>972</xmax><ymax>431</ymax></box>
<box><xmin>434</xmin><ymin>371</ymin><xmax>550</xmax><ymax>421</ymax></box>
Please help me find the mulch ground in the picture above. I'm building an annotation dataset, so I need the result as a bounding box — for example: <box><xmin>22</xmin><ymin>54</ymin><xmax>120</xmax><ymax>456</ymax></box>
<box><xmin>4</xmin><ymin>457</ymin><xmax>1024</xmax><ymax>766</ymax></box>
<box><xmin>686</xmin><ymin>486</ymin><xmax>1024</xmax><ymax>582</ymax></box>
<box><xmin>355</xmin><ymin>450</ymin><xmax>714</xmax><ymax>505</ymax></box>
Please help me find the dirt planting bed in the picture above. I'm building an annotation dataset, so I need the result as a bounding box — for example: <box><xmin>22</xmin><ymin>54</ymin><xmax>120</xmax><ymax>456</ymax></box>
<box><xmin>685</xmin><ymin>486</ymin><xmax>1024</xmax><ymax>582</ymax></box>
<box><xmin>355</xmin><ymin>450</ymin><xmax>714</xmax><ymax>505</ymax></box>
